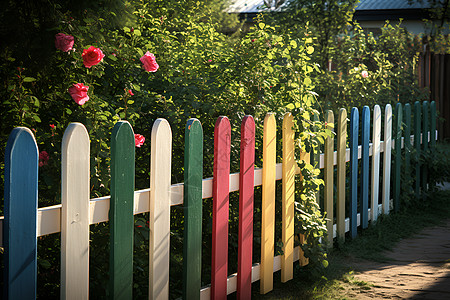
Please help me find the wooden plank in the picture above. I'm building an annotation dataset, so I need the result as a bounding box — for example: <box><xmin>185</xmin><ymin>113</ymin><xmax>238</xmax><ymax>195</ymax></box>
<box><xmin>393</xmin><ymin>103</ymin><xmax>403</xmax><ymax>212</ymax></box>
<box><xmin>61</xmin><ymin>123</ymin><xmax>90</xmax><ymax>300</ymax></box>
<box><xmin>361</xmin><ymin>106</ymin><xmax>370</xmax><ymax>229</ymax></box>
<box><xmin>281</xmin><ymin>113</ymin><xmax>294</xmax><ymax>282</ymax></box>
<box><xmin>237</xmin><ymin>115</ymin><xmax>255</xmax><ymax>299</ymax></box>
<box><xmin>3</xmin><ymin>127</ymin><xmax>38</xmax><ymax>300</ymax></box>
<box><xmin>211</xmin><ymin>116</ymin><xmax>231</xmax><ymax>300</ymax></box>
<box><xmin>109</xmin><ymin>121</ymin><xmax>135</xmax><ymax>300</ymax></box>
<box><xmin>260</xmin><ymin>113</ymin><xmax>276</xmax><ymax>294</ymax></box>
<box><xmin>337</xmin><ymin>108</ymin><xmax>347</xmax><ymax>241</ymax></box>
<box><xmin>382</xmin><ymin>104</ymin><xmax>392</xmax><ymax>215</ymax></box>
<box><xmin>414</xmin><ymin>101</ymin><xmax>421</xmax><ymax>199</ymax></box>
<box><xmin>324</xmin><ymin>111</ymin><xmax>334</xmax><ymax>246</ymax></box>
<box><xmin>422</xmin><ymin>101</ymin><xmax>429</xmax><ymax>195</ymax></box>
<box><xmin>371</xmin><ymin>105</ymin><xmax>381</xmax><ymax>223</ymax></box>
<box><xmin>149</xmin><ymin>119</ymin><xmax>172</xmax><ymax>300</ymax></box>
<box><xmin>183</xmin><ymin>118</ymin><xmax>203</xmax><ymax>300</ymax></box>
<box><xmin>350</xmin><ymin>107</ymin><xmax>358</xmax><ymax>238</ymax></box>
<box><xmin>430</xmin><ymin>101</ymin><xmax>437</xmax><ymax>189</ymax></box>
<box><xmin>404</xmin><ymin>103</ymin><xmax>412</xmax><ymax>200</ymax></box>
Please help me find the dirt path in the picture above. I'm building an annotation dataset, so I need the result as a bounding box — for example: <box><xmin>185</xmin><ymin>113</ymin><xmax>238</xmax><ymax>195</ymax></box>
<box><xmin>341</xmin><ymin>219</ymin><xmax>450</xmax><ymax>299</ymax></box>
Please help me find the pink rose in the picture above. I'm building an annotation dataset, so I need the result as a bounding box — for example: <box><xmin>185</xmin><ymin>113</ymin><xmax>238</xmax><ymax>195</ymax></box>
<box><xmin>361</xmin><ymin>70</ymin><xmax>369</xmax><ymax>78</ymax></box>
<box><xmin>39</xmin><ymin>151</ymin><xmax>49</xmax><ymax>167</ymax></box>
<box><xmin>134</xmin><ymin>134</ymin><xmax>145</xmax><ymax>147</ymax></box>
<box><xmin>55</xmin><ymin>33</ymin><xmax>74</xmax><ymax>52</ymax></box>
<box><xmin>140</xmin><ymin>52</ymin><xmax>159</xmax><ymax>72</ymax></box>
<box><xmin>82</xmin><ymin>46</ymin><xmax>105</xmax><ymax>68</ymax></box>
<box><xmin>68</xmin><ymin>83</ymin><xmax>89</xmax><ymax>105</ymax></box>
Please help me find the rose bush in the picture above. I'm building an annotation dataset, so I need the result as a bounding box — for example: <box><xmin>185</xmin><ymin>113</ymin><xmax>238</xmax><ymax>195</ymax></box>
<box><xmin>68</xmin><ymin>83</ymin><xmax>89</xmax><ymax>105</ymax></box>
<box><xmin>140</xmin><ymin>51</ymin><xmax>159</xmax><ymax>72</ymax></box>
<box><xmin>55</xmin><ymin>33</ymin><xmax>74</xmax><ymax>52</ymax></box>
<box><xmin>82</xmin><ymin>46</ymin><xmax>105</xmax><ymax>68</ymax></box>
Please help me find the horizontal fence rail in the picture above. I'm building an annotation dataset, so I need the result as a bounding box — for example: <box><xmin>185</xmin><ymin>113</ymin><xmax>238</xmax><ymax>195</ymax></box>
<box><xmin>1</xmin><ymin>101</ymin><xmax>438</xmax><ymax>299</ymax></box>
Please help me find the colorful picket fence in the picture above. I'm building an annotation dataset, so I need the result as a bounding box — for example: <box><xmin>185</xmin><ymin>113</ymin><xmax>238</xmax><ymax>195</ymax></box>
<box><xmin>1</xmin><ymin>101</ymin><xmax>437</xmax><ymax>299</ymax></box>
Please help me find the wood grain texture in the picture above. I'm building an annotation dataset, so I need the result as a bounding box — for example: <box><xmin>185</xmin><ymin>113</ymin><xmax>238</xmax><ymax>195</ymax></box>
<box><xmin>150</xmin><ymin>119</ymin><xmax>172</xmax><ymax>300</ymax></box>
<box><xmin>261</xmin><ymin>113</ymin><xmax>276</xmax><ymax>294</ymax></box>
<box><xmin>371</xmin><ymin>105</ymin><xmax>381</xmax><ymax>223</ymax></box>
<box><xmin>430</xmin><ymin>101</ymin><xmax>436</xmax><ymax>189</ymax></box>
<box><xmin>109</xmin><ymin>121</ymin><xmax>135</xmax><ymax>300</ymax></box>
<box><xmin>382</xmin><ymin>104</ymin><xmax>392</xmax><ymax>215</ymax></box>
<box><xmin>393</xmin><ymin>103</ymin><xmax>403</xmax><ymax>212</ymax></box>
<box><xmin>414</xmin><ymin>101</ymin><xmax>421</xmax><ymax>199</ymax></box>
<box><xmin>350</xmin><ymin>107</ymin><xmax>359</xmax><ymax>238</ymax></box>
<box><xmin>3</xmin><ymin>127</ymin><xmax>38</xmax><ymax>300</ymax></box>
<box><xmin>361</xmin><ymin>106</ymin><xmax>370</xmax><ymax>229</ymax></box>
<box><xmin>337</xmin><ymin>108</ymin><xmax>347</xmax><ymax>241</ymax></box>
<box><xmin>281</xmin><ymin>113</ymin><xmax>294</xmax><ymax>282</ymax></box>
<box><xmin>324</xmin><ymin>111</ymin><xmax>335</xmax><ymax>246</ymax></box>
<box><xmin>237</xmin><ymin>115</ymin><xmax>255</xmax><ymax>299</ymax></box>
<box><xmin>211</xmin><ymin>116</ymin><xmax>231</xmax><ymax>300</ymax></box>
<box><xmin>61</xmin><ymin>123</ymin><xmax>90</xmax><ymax>300</ymax></box>
<box><xmin>183</xmin><ymin>119</ymin><xmax>203</xmax><ymax>300</ymax></box>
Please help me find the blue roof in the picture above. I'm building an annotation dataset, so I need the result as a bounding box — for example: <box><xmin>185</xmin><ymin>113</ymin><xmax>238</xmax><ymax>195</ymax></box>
<box><xmin>356</xmin><ymin>0</ymin><xmax>432</xmax><ymax>10</ymax></box>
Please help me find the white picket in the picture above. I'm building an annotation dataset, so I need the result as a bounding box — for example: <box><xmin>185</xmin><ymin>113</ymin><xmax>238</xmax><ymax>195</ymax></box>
<box><xmin>371</xmin><ymin>105</ymin><xmax>381</xmax><ymax>222</ymax></box>
<box><xmin>382</xmin><ymin>104</ymin><xmax>392</xmax><ymax>215</ymax></box>
<box><xmin>61</xmin><ymin>123</ymin><xmax>90</xmax><ymax>300</ymax></box>
<box><xmin>149</xmin><ymin>118</ymin><xmax>172</xmax><ymax>300</ymax></box>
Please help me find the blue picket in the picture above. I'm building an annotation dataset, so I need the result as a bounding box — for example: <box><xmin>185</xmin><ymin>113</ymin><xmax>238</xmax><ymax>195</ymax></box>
<box><xmin>3</xmin><ymin>127</ymin><xmax>39</xmax><ymax>300</ymax></box>
<box><xmin>361</xmin><ymin>106</ymin><xmax>370</xmax><ymax>229</ymax></box>
<box><xmin>350</xmin><ymin>107</ymin><xmax>359</xmax><ymax>238</ymax></box>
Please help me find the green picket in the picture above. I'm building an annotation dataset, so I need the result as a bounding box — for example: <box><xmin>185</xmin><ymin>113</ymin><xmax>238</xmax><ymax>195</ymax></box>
<box><xmin>430</xmin><ymin>101</ymin><xmax>437</xmax><ymax>189</ymax></box>
<box><xmin>404</xmin><ymin>103</ymin><xmax>412</xmax><ymax>199</ymax></box>
<box><xmin>393</xmin><ymin>103</ymin><xmax>402</xmax><ymax>212</ymax></box>
<box><xmin>414</xmin><ymin>101</ymin><xmax>421</xmax><ymax>199</ymax></box>
<box><xmin>422</xmin><ymin>101</ymin><xmax>429</xmax><ymax>195</ymax></box>
<box><xmin>183</xmin><ymin>118</ymin><xmax>203</xmax><ymax>300</ymax></box>
<box><xmin>109</xmin><ymin>121</ymin><xmax>135</xmax><ymax>300</ymax></box>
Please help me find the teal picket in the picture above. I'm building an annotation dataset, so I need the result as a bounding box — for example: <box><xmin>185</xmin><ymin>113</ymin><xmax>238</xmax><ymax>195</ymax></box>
<box><xmin>109</xmin><ymin>121</ymin><xmax>135</xmax><ymax>300</ymax></box>
<box><xmin>3</xmin><ymin>127</ymin><xmax>38</xmax><ymax>300</ymax></box>
<box><xmin>422</xmin><ymin>101</ymin><xmax>429</xmax><ymax>194</ymax></box>
<box><xmin>404</xmin><ymin>103</ymin><xmax>412</xmax><ymax>200</ymax></box>
<box><xmin>414</xmin><ymin>101</ymin><xmax>421</xmax><ymax>198</ymax></box>
<box><xmin>361</xmin><ymin>106</ymin><xmax>370</xmax><ymax>229</ymax></box>
<box><xmin>393</xmin><ymin>103</ymin><xmax>403</xmax><ymax>212</ymax></box>
<box><xmin>430</xmin><ymin>101</ymin><xmax>437</xmax><ymax>188</ymax></box>
<box><xmin>183</xmin><ymin>119</ymin><xmax>203</xmax><ymax>300</ymax></box>
<box><xmin>350</xmin><ymin>107</ymin><xmax>358</xmax><ymax>238</ymax></box>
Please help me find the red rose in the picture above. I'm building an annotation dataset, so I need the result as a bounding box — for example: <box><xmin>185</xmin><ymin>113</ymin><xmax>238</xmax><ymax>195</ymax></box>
<box><xmin>140</xmin><ymin>52</ymin><xmax>159</xmax><ymax>72</ymax></box>
<box><xmin>134</xmin><ymin>134</ymin><xmax>145</xmax><ymax>147</ymax></box>
<box><xmin>55</xmin><ymin>33</ymin><xmax>74</xmax><ymax>52</ymax></box>
<box><xmin>39</xmin><ymin>151</ymin><xmax>49</xmax><ymax>167</ymax></box>
<box><xmin>68</xmin><ymin>83</ymin><xmax>89</xmax><ymax>105</ymax></box>
<box><xmin>82</xmin><ymin>46</ymin><xmax>105</xmax><ymax>68</ymax></box>
<box><xmin>128</xmin><ymin>89</ymin><xmax>134</xmax><ymax>96</ymax></box>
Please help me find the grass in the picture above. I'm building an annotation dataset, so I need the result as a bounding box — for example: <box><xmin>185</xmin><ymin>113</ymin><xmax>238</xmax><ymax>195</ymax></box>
<box><xmin>247</xmin><ymin>188</ymin><xmax>450</xmax><ymax>300</ymax></box>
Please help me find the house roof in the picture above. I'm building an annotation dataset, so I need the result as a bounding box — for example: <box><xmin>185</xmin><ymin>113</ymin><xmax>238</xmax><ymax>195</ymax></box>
<box><xmin>356</xmin><ymin>0</ymin><xmax>432</xmax><ymax>10</ymax></box>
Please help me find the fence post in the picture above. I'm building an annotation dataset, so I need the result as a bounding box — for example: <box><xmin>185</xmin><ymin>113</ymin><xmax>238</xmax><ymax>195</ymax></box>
<box><xmin>430</xmin><ymin>101</ymin><xmax>437</xmax><ymax>189</ymax></box>
<box><xmin>324</xmin><ymin>111</ymin><xmax>334</xmax><ymax>246</ymax></box>
<box><xmin>109</xmin><ymin>121</ymin><xmax>135</xmax><ymax>300</ymax></box>
<box><xmin>414</xmin><ymin>101</ymin><xmax>421</xmax><ymax>199</ymax></box>
<box><xmin>61</xmin><ymin>123</ymin><xmax>90</xmax><ymax>300</ymax></box>
<box><xmin>183</xmin><ymin>118</ymin><xmax>203</xmax><ymax>300</ymax></box>
<box><xmin>404</xmin><ymin>103</ymin><xmax>412</xmax><ymax>200</ymax></box>
<box><xmin>261</xmin><ymin>113</ymin><xmax>276</xmax><ymax>294</ymax></box>
<box><xmin>422</xmin><ymin>101</ymin><xmax>429</xmax><ymax>195</ymax></box>
<box><xmin>350</xmin><ymin>107</ymin><xmax>358</xmax><ymax>238</ymax></box>
<box><xmin>382</xmin><ymin>104</ymin><xmax>392</xmax><ymax>215</ymax></box>
<box><xmin>361</xmin><ymin>106</ymin><xmax>370</xmax><ymax>228</ymax></box>
<box><xmin>3</xmin><ymin>127</ymin><xmax>38</xmax><ymax>300</ymax></box>
<box><xmin>149</xmin><ymin>118</ymin><xmax>172</xmax><ymax>300</ymax></box>
<box><xmin>393</xmin><ymin>103</ymin><xmax>403</xmax><ymax>212</ymax></box>
<box><xmin>371</xmin><ymin>105</ymin><xmax>381</xmax><ymax>222</ymax></box>
<box><xmin>212</xmin><ymin>117</ymin><xmax>231</xmax><ymax>300</ymax></box>
<box><xmin>337</xmin><ymin>108</ymin><xmax>347</xmax><ymax>241</ymax></box>
<box><xmin>281</xmin><ymin>113</ymin><xmax>294</xmax><ymax>282</ymax></box>
<box><xmin>237</xmin><ymin>115</ymin><xmax>255</xmax><ymax>298</ymax></box>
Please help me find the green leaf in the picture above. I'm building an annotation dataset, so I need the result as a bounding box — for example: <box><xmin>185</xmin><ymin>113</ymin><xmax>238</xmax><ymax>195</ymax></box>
<box><xmin>136</xmin><ymin>48</ymin><xmax>144</xmax><ymax>57</ymax></box>
<box><xmin>322</xmin><ymin>260</ymin><xmax>329</xmax><ymax>268</ymax></box>
<box><xmin>33</xmin><ymin>115</ymin><xmax>41</xmax><ymax>122</ymax></box>
<box><xmin>23</xmin><ymin>77</ymin><xmax>36</xmax><ymax>82</ymax></box>
<box><xmin>66</xmin><ymin>108</ymin><xmax>72</xmax><ymax>115</ymax></box>
<box><xmin>39</xmin><ymin>259</ymin><xmax>51</xmax><ymax>269</ymax></box>
<box><xmin>123</xmin><ymin>26</ymin><xmax>130</xmax><ymax>32</ymax></box>
<box><xmin>304</xmin><ymin>77</ymin><xmax>312</xmax><ymax>86</ymax></box>
<box><xmin>108</xmin><ymin>54</ymin><xmax>118</xmax><ymax>61</ymax></box>
<box><xmin>306</xmin><ymin>46</ymin><xmax>314</xmax><ymax>54</ymax></box>
<box><xmin>259</xmin><ymin>23</ymin><xmax>265</xmax><ymax>30</ymax></box>
<box><xmin>290</xmin><ymin>40</ymin><xmax>297</xmax><ymax>49</ymax></box>
<box><xmin>134</xmin><ymin>29</ymin><xmax>141</xmax><ymax>36</ymax></box>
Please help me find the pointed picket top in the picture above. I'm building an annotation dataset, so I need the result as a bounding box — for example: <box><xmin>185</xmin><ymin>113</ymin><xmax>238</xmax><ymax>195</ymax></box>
<box><xmin>150</xmin><ymin>118</ymin><xmax>172</xmax><ymax>300</ymax></box>
<box><xmin>350</xmin><ymin>107</ymin><xmax>359</xmax><ymax>238</ymax></box>
<box><xmin>211</xmin><ymin>116</ymin><xmax>231</xmax><ymax>300</ymax></box>
<box><xmin>361</xmin><ymin>106</ymin><xmax>370</xmax><ymax>229</ymax></box>
<box><xmin>414</xmin><ymin>101</ymin><xmax>421</xmax><ymax>198</ymax></box>
<box><xmin>3</xmin><ymin>127</ymin><xmax>38</xmax><ymax>300</ymax></box>
<box><xmin>109</xmin><ymin>121</ymin><xmax>135</xmax><ymax>300</ymax></box>
<box><xmin>371</xmin><ymin>105</ymin><xmax>381</xmax><ymax>222</ymax></box>
<box><xmin>261</xmin><ymin>113</ymin><xmax>276</xmax><ymax>294</ymax></box>
<box><xmin>281</xmin><ymin>112</ymin><xmax>295</xmax><ymax>282</ymax></box>
<box><xmin>237</xmin><ymin>115</ymin><xmax>255</xmax><ymax>299</ymax></box>
<box><xmin>183</xmin><ymin>118</ymin><xmax>203</xmax><ymax>300</ymax></box>
<box><xmin>324</xmin><ymin>110</ymin><xmax>335</xmax><ymax>246</ymax></box>
<box><xmin>61</xmin><ymin>123</ymin><xmax>90</xmax><ymax>300</ymax></box>
<box><xmin>337</xmin><ymin>108</ymin><xmax>347</xmax><ymax>241</ymax></box>
<box><xmin>393</xmin><ymin>103</ymin><xmax>403</xmax><ymax>212</ymax></box>
<box><xmin>382</xmin><ymin>104</ymin><xmax>392</xmax><ymax>215</ymax></box>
